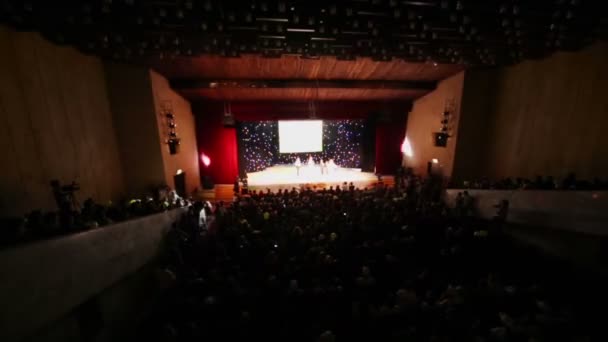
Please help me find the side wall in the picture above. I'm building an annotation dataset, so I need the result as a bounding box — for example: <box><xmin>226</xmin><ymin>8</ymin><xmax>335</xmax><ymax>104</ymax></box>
<box><xmin>104</xmin><ymin>63</ymin><xmax>166</xmax><ymax>196</ymax></box>
<box><xmin>482</xmin><ymin>43</ymin><xmax>608</xmax><ymax>179</ymax></box>
<box><xmin>0</xmin><ymin>26</ymin><xmax>124</xmax><ymax>215</ymax></box>
<box><xmin>450</xmin><ymin>69</ymin><xmax>498</xmax><ymax>183</ymax></box>
<box><xmin>150</xmin><ymin>71</ymin><xmax>200</xmax><ymax>194</ymax></box>
<box><xmin>453</xmin><ymin>43</ymin><xmax>608</xmax><ymax>182</ymax></box>
<box><xmin>404</xmin><ymin>72</ymin><xmax>465</xmax><ymax>177</ymax></box>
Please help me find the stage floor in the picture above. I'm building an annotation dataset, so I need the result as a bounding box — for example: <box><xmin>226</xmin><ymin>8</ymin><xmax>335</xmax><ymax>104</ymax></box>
<box><xmin>246</xmin><ymin>165</ymin><xmax>390</xmax><ymax>191</ymax></box>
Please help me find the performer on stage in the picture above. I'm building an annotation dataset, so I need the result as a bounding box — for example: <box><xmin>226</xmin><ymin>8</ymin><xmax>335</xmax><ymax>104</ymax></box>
<box><xmin>294</xmin><ymin>156</ymin><xmax>302</xmax><ymax>176</ymax></box>
<box><xmin>320</xmin><ymin>160</ymin><xmax>328</xmax><ymax>175</ymax></box>
<box><xmin>328</xmin><ymin>158</ymin><xmax>337</xmax><ymax>173</ymax></box>
<box><xmin>307</xmin><ymin>155</ymin><xmax>315</xmax><ymax>167</ymax></box>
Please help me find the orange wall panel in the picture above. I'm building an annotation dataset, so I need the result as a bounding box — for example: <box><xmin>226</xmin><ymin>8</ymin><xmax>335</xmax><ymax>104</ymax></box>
<box><xmin>150</xmin><ymin>70</ymin><xmax>201</xmax><ymax>194</ymax></box>
<box><xmin>404</xmin><ymin>72</ymin><xmax>465</xmax><ymax>178</ymax></box>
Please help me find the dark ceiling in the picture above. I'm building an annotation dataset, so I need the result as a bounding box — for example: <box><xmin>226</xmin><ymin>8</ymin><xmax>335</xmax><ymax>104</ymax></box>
<box><xmin>1</xmin><ymin>0</ymin><xmax>606</xmax><ymax>101</ymax></box>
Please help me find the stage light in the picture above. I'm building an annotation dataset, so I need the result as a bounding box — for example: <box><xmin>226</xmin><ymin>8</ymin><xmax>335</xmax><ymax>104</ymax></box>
<box><xmin>201</xmin><ymin>153</ymin><xmax>211</xmax><ymax>167</ymax></box>
<box><xmin>432</xmin><ymin>158</ymin><xmax>439</xmax><ymax>164</ymax></box>
<box><xmin>401</xmin><ymin>137</ymin><xmax>413</xmax><ymax>157</ymax></box>
<box><xmin>176</xmin><ymin>169</ymin><xmax>183</xmax><ymax>175</ymax></box>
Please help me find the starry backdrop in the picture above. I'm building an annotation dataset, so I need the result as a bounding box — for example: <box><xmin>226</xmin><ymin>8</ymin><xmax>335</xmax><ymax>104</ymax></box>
<box><xmin>237</xmin><ymin>120</ymin><xmax>365</xmax><ymax>173</ymax></box>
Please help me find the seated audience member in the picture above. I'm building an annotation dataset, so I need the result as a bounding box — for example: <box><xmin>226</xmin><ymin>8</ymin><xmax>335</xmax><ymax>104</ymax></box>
<box><xmin>233</xmin><ymin>177</ymin><xmax>240</xmax><ymax>194</ymax></box>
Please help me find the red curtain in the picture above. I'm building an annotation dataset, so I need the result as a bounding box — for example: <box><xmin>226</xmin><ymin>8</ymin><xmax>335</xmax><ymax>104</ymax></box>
<box><xmin>194</xmin><ymin>102</ymin><xmax>239</xmax><ymax>184</ymax></box>
<box><xmin>375</xmin><ymin>119</ymin><xmax>406</xmax><ymax>175</ymax></box>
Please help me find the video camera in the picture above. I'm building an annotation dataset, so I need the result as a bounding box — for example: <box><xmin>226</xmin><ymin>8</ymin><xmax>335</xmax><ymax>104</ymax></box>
<box><xmin>50</xmin><ymin>180</ymin><xmax>80</xmax><ymax>212</ymax></box>
<box><xmin>51</xmin><ymin>180</ymin><xmax>80</xmax><ymax>193</ymax></box>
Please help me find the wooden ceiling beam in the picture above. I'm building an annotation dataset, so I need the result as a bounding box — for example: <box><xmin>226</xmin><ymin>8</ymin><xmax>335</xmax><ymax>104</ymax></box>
<box><xmin>170</xmin><ymin>79</ymin><xmax>437</xmax><ymax>91</ymax></box>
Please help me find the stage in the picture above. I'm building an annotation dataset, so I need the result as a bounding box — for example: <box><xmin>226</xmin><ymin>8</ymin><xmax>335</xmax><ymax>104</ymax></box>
<box><xmin>246</xmin><ymin>165</ymin><xmax>393</xmax><ymax>191</ymax></box>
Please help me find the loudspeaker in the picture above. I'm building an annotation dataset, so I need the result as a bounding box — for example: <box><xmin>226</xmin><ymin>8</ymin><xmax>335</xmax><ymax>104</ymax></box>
<box><xmin>223</xmin><ymin>114</ymin><xmax>235</xmax><ymax>126</ymax></box>
<box><xmin>433</xmin><ymin>132</ymin><xmax>449</xmax><ymax>147</ymax></box>
<box><xmin>168</xmin><ymin>140</ymin><xmax>180</xmax><ymax>154</ymax></box>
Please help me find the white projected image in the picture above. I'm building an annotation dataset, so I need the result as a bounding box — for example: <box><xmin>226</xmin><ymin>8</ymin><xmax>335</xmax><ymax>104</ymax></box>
<box><xmin>278</xmin><ymin>120</ymin><xmax>323</xmax><ymax>153</ymax></box>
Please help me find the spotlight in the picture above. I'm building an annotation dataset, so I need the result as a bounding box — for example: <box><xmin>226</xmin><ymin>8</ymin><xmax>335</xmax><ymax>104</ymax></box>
<box><xmin>201</xmin><ymin>153</ymin><xmax>211</xmax><ymax>167</ymax></box>
<box><xmin>401</xmin><ymin>137</ymin><xmax>413</xmax><ymax>157</ymax></box>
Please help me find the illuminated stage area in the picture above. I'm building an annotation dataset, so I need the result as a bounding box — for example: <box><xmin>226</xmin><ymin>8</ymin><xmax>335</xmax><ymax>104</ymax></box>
<box><xmin>236</xmin><ymin>119</ymin><xmax>397</xmax><ymax>191</ymax></box>
<box><xmin>246</xmin><ymin>165</ymin><xmax>390</xmax><ymax>191</ymax></box>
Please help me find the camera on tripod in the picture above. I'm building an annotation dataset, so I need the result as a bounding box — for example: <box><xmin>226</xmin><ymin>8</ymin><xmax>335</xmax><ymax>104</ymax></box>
<box><xmin>50</xmin><ymin>180</ymin><xmax>80</xmax><ymax>212</ymax></box>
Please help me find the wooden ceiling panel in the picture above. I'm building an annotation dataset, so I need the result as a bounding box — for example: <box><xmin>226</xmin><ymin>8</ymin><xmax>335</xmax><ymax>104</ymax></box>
<box><xmin>179</xmin><ymin>88</ymin><xmax>429</xmax><ymax>101</ymax></box>
<box><xmin>151</xmin><ymin>55</ymin><xmax>464</xmax><ymax>81</ymax></box>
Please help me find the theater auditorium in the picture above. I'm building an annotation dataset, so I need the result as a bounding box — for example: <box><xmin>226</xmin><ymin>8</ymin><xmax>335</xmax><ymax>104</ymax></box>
<box><xmin>1</xmin><ymin>1</ymin><xmax>608</xmax><ymax>341</ymax></box>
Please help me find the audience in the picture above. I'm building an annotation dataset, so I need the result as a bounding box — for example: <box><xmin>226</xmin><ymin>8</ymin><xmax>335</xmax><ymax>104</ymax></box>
<box><xmin>3</xmin><ymin>170</ymin><xmax>605</xmax><ymax>341</ymax></box>
<box><xmin>452</xmin><ymin>173</ymin><xmax>608</xmax><ymax>190</ymax></box>
<box><xmin>0</xmin><ymin>186</ymin><xmax>188</xmax><ymax>247</ymax></box>
<box><xmin>141</xmin><ymin>177</ymin><xmax>599</xmax><ymax>342</ymax></box>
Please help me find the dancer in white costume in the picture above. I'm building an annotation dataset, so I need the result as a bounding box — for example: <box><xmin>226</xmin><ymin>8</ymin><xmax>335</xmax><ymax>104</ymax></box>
<box><xmin>294</xmin><ymin>157</ymin><xmax>302</xmax><ymax>176</ymax></box>
<box><xmin>320</xmin><ymin>160</ymin><xmax>328</xmax><ymax>175</ymax></box>
<box><xmin>307</xmin><ymin>155</ymin><xmax>315</xmax><ymax>167</ymax></box>
<box><xmin>304</xmin><ymin>155</ymin><xmax>316</xmax><ymax>177</ymax></box>
<box><xmin>328</xmin><ymin>159</ymin><xmax>338</xmax><ymax>174</ymax></box>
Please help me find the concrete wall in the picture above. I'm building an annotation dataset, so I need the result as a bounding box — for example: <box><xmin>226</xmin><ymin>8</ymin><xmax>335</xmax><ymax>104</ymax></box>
<box><xmin>0</xmin><ymin>26</ymin><xmax>125</xmax><ymax>215</ymax></box>
<box><xmin>25</xmin><ymin>262</ymin><xmax>163</xmax><ymax>342</ymax></box>
<box><xmin>445</xmin><ymin>189</ymin><xmax>608</xmax><ymax>236</ymax></box>
<box><xmin>445</xmin><ymin>189</ymin><xmax>608</xmax><ymax>274</ymax></box>
<box><xmin>403</xmin><ymin>72</ymin><xmax>464</xmax><ymax>177</ymax></box>
<box><xmin>0</xmin><ymin>209</ymin><xmax>185</xmax><ymax>342</ymax></box>
<box><xmin>150</xmin><ymin>71</ymin><xmax>200</xmax><ymax>194</ymax></box>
